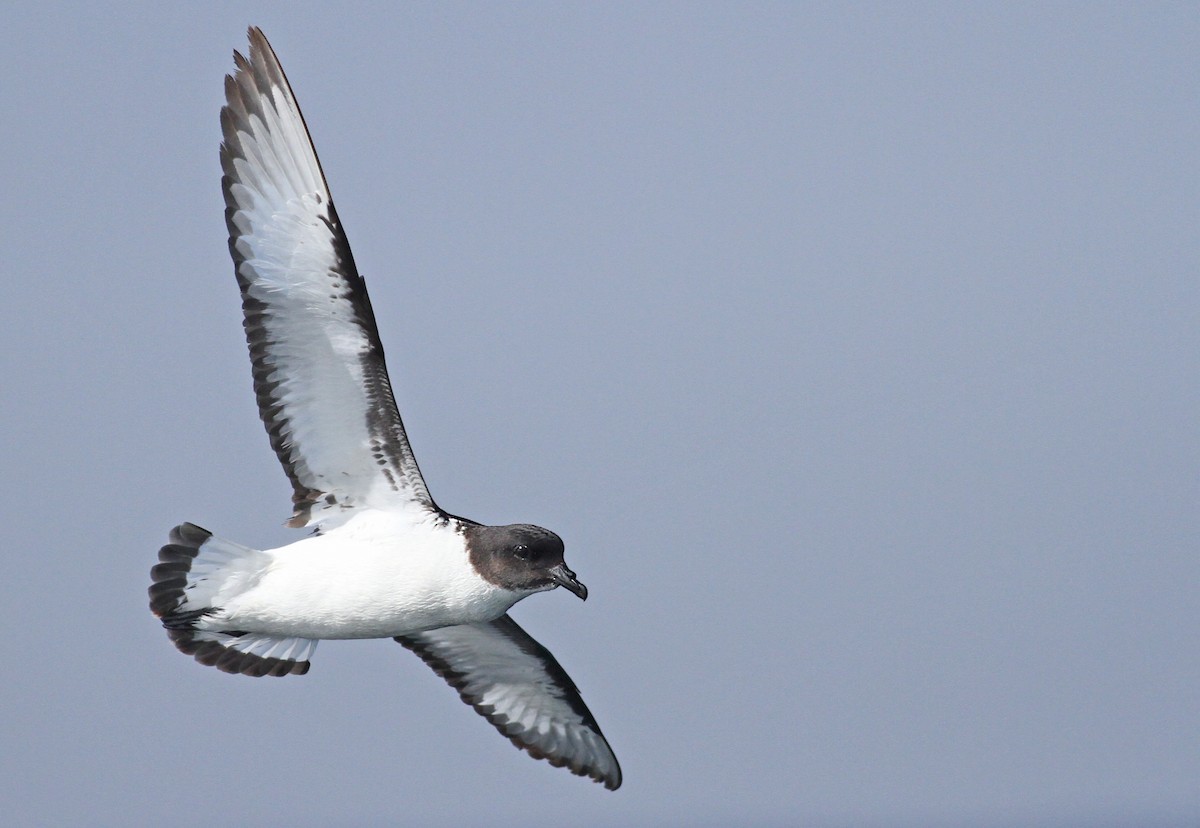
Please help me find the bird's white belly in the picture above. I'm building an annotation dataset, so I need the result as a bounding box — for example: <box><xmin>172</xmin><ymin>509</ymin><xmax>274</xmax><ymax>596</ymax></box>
<box><xmin>210</xmin><ymin>517</ymin><xmax>522</xmax><ymax>639</ymax></box>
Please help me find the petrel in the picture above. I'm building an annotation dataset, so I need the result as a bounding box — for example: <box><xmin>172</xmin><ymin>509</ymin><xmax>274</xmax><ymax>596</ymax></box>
<box><xmin>148</xmin><ymin>27</ymin><xmax>620</xmax><ymax>790</ymax></box>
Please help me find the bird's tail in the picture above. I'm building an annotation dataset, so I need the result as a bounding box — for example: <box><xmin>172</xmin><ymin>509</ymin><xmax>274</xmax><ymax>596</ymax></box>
<box><xmin>148</xmin><ymin>522</ymin><xmax>316</xmax><ymax>677</ymax></box>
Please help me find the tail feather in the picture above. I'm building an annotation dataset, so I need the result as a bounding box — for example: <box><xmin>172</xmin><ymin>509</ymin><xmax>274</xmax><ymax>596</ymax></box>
<box><xmin>149</xmin><ymin>522</ymin><xmax>212</xmax><ymax>617</ymax></box>
<box><xmin>149</xmin><ymin>522</ymin><xmax>315</xmax><ymax>677</ymax></box>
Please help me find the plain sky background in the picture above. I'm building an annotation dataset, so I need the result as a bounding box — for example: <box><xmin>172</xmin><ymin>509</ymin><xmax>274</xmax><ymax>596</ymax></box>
<box><xmin>1</xmin><ymin>3</ymin><xmax>1196</xmax><ymax>826</ymax></box>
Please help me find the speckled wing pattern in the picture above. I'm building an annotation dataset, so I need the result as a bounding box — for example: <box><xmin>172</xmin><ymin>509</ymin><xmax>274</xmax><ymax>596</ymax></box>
<box><xmin>221</xmin><ymin>27</ymin><xmax>434</xmax><ymax>528</ymax></box>
<box><xmin>396</xmin><ymin>615</ymin><xmax>622</xmax><ymax>790</ymax></box>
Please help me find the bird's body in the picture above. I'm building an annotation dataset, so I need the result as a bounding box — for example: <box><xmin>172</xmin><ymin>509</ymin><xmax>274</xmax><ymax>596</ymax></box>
<box><xmin>186</xmin><ymin>510</ymin><xmax>524</xmax><ymax>641</ymax></box>
<box><xmin>147</xmin><ymin>26</ymin><xmax>620</xmax><ymax>790</ymax></box>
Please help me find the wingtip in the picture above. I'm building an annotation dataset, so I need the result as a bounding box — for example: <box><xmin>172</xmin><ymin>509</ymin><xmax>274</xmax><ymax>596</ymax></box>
<box><xmin>245</xmin><ymin>26</ymin><xmax>278</xmax><ymax>66</ymax></box>
<box><xmin>585</xmin><ymin>750</ymin><xmax>622</xmax><ymax>791</ymax></box>
<box><xmin>232</xmin><ymin>27</ymin><xmax>268</xmax><ymax>72</ymax></box>
<box><xmin>601</xmin><ymin>757</ymin><xmax>623</xmax><ymax>790</ymax></box>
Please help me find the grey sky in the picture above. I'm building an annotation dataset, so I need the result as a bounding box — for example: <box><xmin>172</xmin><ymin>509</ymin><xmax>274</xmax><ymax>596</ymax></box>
<box><xmin>1</xmin><ymin>3</ymin><xmax>1196</xmax><ymax>826</ymax></box>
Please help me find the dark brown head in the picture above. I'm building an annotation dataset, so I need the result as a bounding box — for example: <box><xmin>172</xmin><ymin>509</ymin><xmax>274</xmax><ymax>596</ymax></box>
<box><xmin>464</xmin><ymin>523</ymin><xmax>587</xmax><ymax>599</ymax></box>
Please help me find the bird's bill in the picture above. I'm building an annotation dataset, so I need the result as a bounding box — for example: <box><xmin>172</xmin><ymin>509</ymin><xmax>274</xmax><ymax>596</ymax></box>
<box><xmin>549</xmin><ymin>564</ymin><xmax>588</xmax><ymax>600</ymax></box>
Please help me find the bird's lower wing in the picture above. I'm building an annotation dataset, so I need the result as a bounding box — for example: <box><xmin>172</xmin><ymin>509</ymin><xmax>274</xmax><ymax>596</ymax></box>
<box><xmin>395</xmin><ymin>614</ymin><xmax>621</xmax><ymax>789</ymax></box>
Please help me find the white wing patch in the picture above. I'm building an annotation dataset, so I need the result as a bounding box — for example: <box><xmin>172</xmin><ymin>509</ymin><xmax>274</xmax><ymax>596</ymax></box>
<box><xmin>397</xmin><ymin>615</ymin><xmax>621</xmax><ymax>790</ymax></box>
<box><xmin>194</xmin><ymin>631</ymin><xmax>318</xmax><ymax>663</ymax></box>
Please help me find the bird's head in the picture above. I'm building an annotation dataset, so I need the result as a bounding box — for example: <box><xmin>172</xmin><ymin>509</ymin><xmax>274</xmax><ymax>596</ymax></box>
<box><xmin>465</xmin><ymin>523</ymin><xmax>587</xmax><ymax>600</ymax></box>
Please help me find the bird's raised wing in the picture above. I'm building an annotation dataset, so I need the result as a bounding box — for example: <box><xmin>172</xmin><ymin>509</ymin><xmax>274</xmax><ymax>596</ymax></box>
<box><xmin>396</xmin><ymin>615</ymin><xmax>621</xmax><ymax>790</ymax></box>
<box><xmin>221</xmin><ymin>27</ymin><xmax>435</xmax><ymax>528</ymax></box>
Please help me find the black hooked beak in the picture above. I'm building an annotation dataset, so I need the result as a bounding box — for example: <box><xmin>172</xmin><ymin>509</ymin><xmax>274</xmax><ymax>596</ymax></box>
<box><xmin>549</xmin><ymin>563</ymin><xmax>588</xmax><ymax>601</ymax></box>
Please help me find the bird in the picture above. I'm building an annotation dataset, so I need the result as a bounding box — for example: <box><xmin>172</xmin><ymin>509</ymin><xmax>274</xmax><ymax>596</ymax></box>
<box><xmin>148</xmin><ymin>26</ymin><xmax>621</xmax><ymax>791</ymax></box>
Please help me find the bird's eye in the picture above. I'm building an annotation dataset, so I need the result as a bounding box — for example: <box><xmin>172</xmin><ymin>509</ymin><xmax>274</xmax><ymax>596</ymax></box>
<box><xmin>513</xmin><ymin>544</ymin><xmax>533</xmax><ymax>560</ymax></box>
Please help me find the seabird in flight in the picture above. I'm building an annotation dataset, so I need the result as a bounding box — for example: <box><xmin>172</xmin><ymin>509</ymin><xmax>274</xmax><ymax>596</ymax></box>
<box><xmin>148</xmin><ymin>27</ymin><xmax>620</xmax><ymax>790</ymax></box>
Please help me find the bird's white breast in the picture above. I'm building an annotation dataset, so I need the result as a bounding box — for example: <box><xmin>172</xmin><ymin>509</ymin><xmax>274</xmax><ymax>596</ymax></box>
<box><xmin>211</xmin><ymin>509</ymin><xmax>524</xmax><ymax>639</ymax></box>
